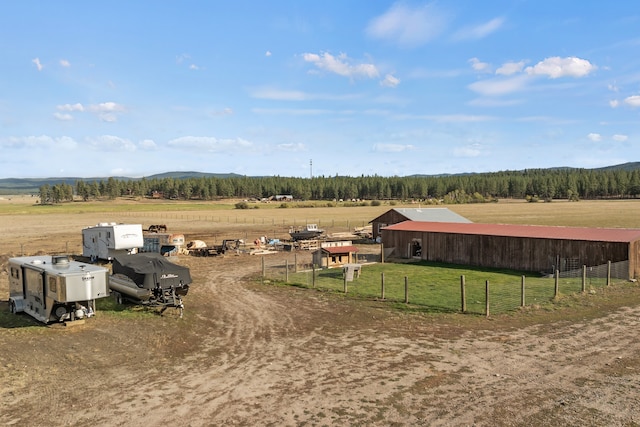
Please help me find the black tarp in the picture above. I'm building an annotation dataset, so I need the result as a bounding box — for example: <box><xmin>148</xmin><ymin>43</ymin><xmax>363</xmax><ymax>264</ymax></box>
<box><xmin>112</xmin><ymin>253</ymin><xmax>192</xmax><ymax>290</ymax></box>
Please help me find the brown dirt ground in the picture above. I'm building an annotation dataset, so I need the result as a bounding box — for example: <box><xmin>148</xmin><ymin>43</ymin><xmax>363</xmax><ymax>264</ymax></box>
<box><xmin>2</xmin><ymin>205</ymin><xmax>640</xmax><ymax>426</ymax></box>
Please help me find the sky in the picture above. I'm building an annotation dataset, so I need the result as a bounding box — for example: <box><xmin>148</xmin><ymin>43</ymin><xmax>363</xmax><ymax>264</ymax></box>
<box><xmin>1</xmin><ymin>1</ymin><xmax>639</xmax><ymax>179</ymax></box>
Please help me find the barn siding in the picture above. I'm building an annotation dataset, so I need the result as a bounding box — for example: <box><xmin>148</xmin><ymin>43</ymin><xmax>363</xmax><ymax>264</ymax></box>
<box><xmin>371</xmin><ymin>211</ymin><xmax>409</xmax><ymax>240</ymax></box>
<box><xmin>383</xmin><ymin>230</ymin><xmax>632</xmax><ymax>275</ymax></box>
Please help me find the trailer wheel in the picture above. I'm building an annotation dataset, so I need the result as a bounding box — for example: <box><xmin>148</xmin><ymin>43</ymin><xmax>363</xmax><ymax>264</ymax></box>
<box><xmin>53</xmin><ymin>304</ymin><xmax>68</xmax><ymax>320</ymax></box>
<box><xmin>114</xmin><ymin>292</ymin><xmax>123</xmax><ymax>305</ymax></box>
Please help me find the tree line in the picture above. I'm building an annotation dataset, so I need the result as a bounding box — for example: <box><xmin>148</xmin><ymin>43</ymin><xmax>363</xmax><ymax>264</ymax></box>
<box><xmin>38</xmin><ymin>168</ymin><xmax>640</xmax><ymax>204</ymax></box>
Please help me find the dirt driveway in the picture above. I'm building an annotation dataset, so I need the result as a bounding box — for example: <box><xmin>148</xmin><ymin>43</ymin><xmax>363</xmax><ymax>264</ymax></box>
<box><xmin>1</xmin><ymin>210</ymin><xmax>640</xmax><ymax>426</ymax></box>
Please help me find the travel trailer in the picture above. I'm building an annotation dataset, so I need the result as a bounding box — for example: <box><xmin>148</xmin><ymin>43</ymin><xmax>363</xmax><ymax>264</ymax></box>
<box><xmin>8</xmin><ymin>255</ymin><xmax>110</xmax><ymax>324</ymax></box>
<box><xmin>82</xmin><ymin>223</ymin><xmax>144</xmax><ymax>261</ymax></box>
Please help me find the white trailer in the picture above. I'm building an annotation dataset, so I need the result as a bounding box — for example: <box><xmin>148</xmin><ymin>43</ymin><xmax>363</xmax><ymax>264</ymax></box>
<box><xmin>82</xmin><ymin>223</ymin><xmax>144</xmax><ymax>261</ymax></box>
<box><xmin>8</xmin><ymin>255</ymin><xmax>110</xmax><ymax>324</ymax></box>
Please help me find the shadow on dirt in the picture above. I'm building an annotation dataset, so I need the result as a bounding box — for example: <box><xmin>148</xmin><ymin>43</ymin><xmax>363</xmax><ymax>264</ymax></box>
<box><xmin>0</xmin><ymin>300</ymin><xmax>41</xmax><ymax>328</ymax></box>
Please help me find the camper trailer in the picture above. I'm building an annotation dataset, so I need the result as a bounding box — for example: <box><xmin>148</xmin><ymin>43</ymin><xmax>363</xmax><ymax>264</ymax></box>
<box><xmin>82</xmin><ymin>223</ymin><xmax>144</xmax><ymax>261</ymax></box>
<box><xmin>8</xmin><ymin>255</ymin><xmax>110</xmax><ymax>324</ymax></box>
<box><xmin>109</xmin><ymin>253</ymin><xmax>191</xmax><ymax>317</ymax></box>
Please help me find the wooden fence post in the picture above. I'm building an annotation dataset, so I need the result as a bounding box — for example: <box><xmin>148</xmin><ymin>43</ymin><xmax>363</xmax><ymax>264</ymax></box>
<box><xmin>607</xmin><ymin>261</ymin><xmax>611</xmax><ymax>286</ymax></box>
<box><xmin>554</xmin><ymin>270</ymin><xmax>559</xmax><ymax>298</ymax></box>
<box><xmin>381</xmin><ymin>272</ymin><xmax>385</xmax><ymax>300</ymax></box>
<box><xmin>285</xmin><ymin>260</ymin><xmax>289</xmax><ymax>283</ymax></box>
<box><xmin>404</xmin><ymin>276</ymin><xmax>409</xmax><ymax>304</ymax></box>
<box><xmin>521</xmin><ymin>275</ymin><xmax>526</xmax><ymax>307</ymax></box>
<box><xmin>485</xmin><ymin>280</ymin><xmax>490</xmax><ymax>317</ymax></box>
<box><xmin>294</xmin><ymin>253</ymin><xmax>298</xmax><ymax>273</ymax></box>
<box><xmin>261</xmin><ymin>257</ymin><xmax>265</xmax><ymax>284</ymax></box>
<box><xmin>312</xmin><ymin>264</ymin><xmax>316</xmax><ymax>288</ymax></box>
<box><xmin>460</xmin><ymin>275</ymin><xmax>466</xmax><ymax>313</ymax></box>
<box><xmin>582</xmin><ymin>265</ymin><xmax>586</xmax><ymax>292</ymax></box>
<box><xmin>381</xmin><ymin>243</ymin><xmax>384</xmax><ymax>264</ymax></box>
<box><xmin>344</xmin><ymin>273</ymin><xmax>348</xmax><ymax>294</ymax></box>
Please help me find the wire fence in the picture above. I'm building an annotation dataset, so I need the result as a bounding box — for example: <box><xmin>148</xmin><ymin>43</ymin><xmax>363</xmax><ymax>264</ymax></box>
<box><xmin>261</xmin><ymin>257</ymin><xmax>631</xmax><ymax>315</ymax></box>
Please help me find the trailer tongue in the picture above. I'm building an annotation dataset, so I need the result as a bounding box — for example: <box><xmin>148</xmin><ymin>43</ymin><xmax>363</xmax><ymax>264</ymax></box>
<box><xmin>110</xmin><ymin>253</ymin><xmax>191</xmax><ymax>317</ymax></box>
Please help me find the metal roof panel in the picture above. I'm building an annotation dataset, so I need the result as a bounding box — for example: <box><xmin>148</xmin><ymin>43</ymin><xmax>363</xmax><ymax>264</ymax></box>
<box><xmin>383</xmin><ymin>221</ymin><xmax>640</xmax><ymax>243</ymax></box>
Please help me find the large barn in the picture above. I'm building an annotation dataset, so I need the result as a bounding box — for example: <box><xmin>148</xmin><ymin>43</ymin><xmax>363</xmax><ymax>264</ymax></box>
<box><xmin>381</xmin><ymin>221</ymin><xmax>640</xmax><ymax>279</ymax></box>
<box><xmin>370</xmin><ymin>208</ymin><xmax>471</xmax><ymax>241</ymax></box>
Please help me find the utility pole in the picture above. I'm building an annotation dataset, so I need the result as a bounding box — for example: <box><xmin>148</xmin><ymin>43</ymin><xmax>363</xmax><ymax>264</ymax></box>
<box><xmin>310</xmin><ymin>159</ymin><xmax>313</xmax><ymax>179</ymax></box>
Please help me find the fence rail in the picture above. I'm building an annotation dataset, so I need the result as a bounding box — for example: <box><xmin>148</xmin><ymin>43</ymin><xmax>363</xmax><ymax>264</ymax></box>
<box><xmin>262</xmin><ymin>258</ymin><xmax>631</xmax><ymax>316</ymax></box>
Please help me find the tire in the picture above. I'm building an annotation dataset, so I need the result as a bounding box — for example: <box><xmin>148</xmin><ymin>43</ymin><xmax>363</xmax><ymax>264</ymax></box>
<box><xmin>114</xmin><ymin>292</ymin><xmax>123</xmax><ymax>305</ymax></box>
<box><xmin>53</xmin><ymin>304</ymin><xmax>68</xmax><ymax>320</ymax></box>
<box><xmin>9</xmin><ymin>300</ymin><xmax>16</xmax><ymax>314</ymax></box>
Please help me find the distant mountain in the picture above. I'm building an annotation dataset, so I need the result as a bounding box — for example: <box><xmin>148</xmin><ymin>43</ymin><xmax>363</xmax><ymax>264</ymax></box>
<box><xmin>2</xmin><ymin>164</ymin><xmax>640</xmax><ymax>194</ymax></box>
<box><xmin>593</xmin><ymin>162</ymin><xmax>640</xmax><ymax>172</ymax></box>
<box><xmin>144</xmin><ymin>171</ymin><xmax>245</xmax><ymax>180</ymax></box>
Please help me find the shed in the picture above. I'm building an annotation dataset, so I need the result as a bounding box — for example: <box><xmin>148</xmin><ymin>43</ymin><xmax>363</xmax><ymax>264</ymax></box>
<box><xmin>370</xmin><ymin>208</ymin><xmax>471</xmax><ymax>241</ymax></box>
<box><xmin>381</xmin><ymin>221</ymin><xmax>640</xmax><ymax>278</ymax></box>
<box><xmin>313</xmin><ymin>245</ymin><xmax>360</xmax><ymax>269</ymax></box>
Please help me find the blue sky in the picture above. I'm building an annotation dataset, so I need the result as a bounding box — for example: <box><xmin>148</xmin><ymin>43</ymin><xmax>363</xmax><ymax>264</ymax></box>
<box><xmin>1</xmin><ymin>1</ymin><xmax>639</xmax><ymax>178</ymax></box>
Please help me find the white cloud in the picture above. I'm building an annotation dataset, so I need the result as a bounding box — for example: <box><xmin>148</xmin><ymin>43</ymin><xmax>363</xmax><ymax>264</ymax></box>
<box><xmin>88</xmin><ymin>135</ymin><xmax>136</xmax><ymax>152</ymax></box>
<box><xmin>53</xmin><ymin>112</ymin><xmax>73</xmax><ymax>121</ymax></box>
<box><xmin>469</xmin><ymin>58</ymin><xmax>491</xmax><ymax>73</ymax></box>
<box><xmin>250</xmin><ymin>87</ymin><xmax>360</xmax><ymax>102</ymax></box>
<box><xmin>453</xmin><ymin>145</ymin><xmax>482</xmax><ymax>157</ymax></box>
<box><xmin>57</xmin><ymin>103</ymin><xmax>85</xmax><ymax>112</ymax></box>
<box><xmin>87</xmin><ymin>102</ymin><xmax>125</xmax><ymax>113</ymax></box>
<box><xmin>525</xmin><ymin>56</ymin><xmax>596</xmax><ymax>78</ymax></box>
<box><xmin>587</xmin><ymin>133</ymin><xmax>602</xmax><ymax>142</ymax></box>
<box><xmin>176</xmin><ymin>53</ymin><xmax>190</xmax><ymax>64</ymax></box>
<box><xmin>54</xmin><ymin>102</ymin><xmax>125</xmax><ymax>122</ymax></box>
<box><xmin>365</xmin><ymin>2</ymin><xmax>449</xmax><ymax>48</ymax></box>
<box><xmin>189</xmin><ymin>64</ymin><xmax>200</xmax><ymax>70</ymax></box>
<box><xmin>613</xmin><ymin>134</ymin><xmax>628</xmax><ymax>142</ymax></box>
<box><xmin>265</xmin><ymin>51</ymin><xmax>272</xmax><ymax>57</ymax></box>
<box><xmin>32</xmin><ymin>57</ymin><xmax>43</xmax><ymax>71</ymax></box>
<box><xmin>610</xmin><ymin>99</ymin><xmax>620</xmax><ymax>108</ymax></box>
<box><xmin>209</xmin><ymin>107</ymin><xmax>234</xmax><ymax>117</ymax></box>
<box><xmin>1</xmin><ymin>135</ymin><xmax>77</xmax><ymax>149</ymax></box>
<box><xmin>87</xmin><ymin>102</ymin><xmax>126</xmax><ymax>122</ymax></box>
<box><xmin>302</xmin><ymin>52</ymin><xmax>379</xmax><ymax>79</ymax></box>
<box><xmin>373</xmin><ymin>143</ymin><xmax>415</xmax><ymax>153</ymax></box>
<box><xmin>168</xmin><ymin>136</ymin><xmax>253</xmax><ymax>152</ymax></box>
<box><xmin>276</xmin><ymin>143</ymin><xmax>306</xmax><ymax>152</ymax></box>
<box><xmin>139</xmin><ymin>139</ymin><xmax>158</xmax><ymax>150</ymax></box>
<box><xmin>624</xmin><ymin>95</ymin><xmax>640</xmax><ymax>107</ymax></box>
<box><xmin>453</xmin><ymin>17</ymin><xmax>505</xmax><ymax>41</ymax></box>
<box><xmin>496</xmin><ymin>61</ymin><xmax>525</xmax><ymax>76</ymax></box>
<box><xmin>59</xmin><ymin>59</ymin><xmax>70</xmax><ymax>67</ymax></box>
<box><xmin>380</xmin><ymin>74</ymin><xmax>400</xmax><ymax>88</ymax></box>
<box><xmin>468</xmin><ymin>74</ymin><xmax>531</xmax><ymax>96</ymax></box>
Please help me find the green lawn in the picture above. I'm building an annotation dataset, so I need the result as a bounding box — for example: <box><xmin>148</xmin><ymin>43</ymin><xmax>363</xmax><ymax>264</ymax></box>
<box><xmin>282</xmin><ymin>261</ymin><xmax>616</xmax><ymax>315</ymax></box>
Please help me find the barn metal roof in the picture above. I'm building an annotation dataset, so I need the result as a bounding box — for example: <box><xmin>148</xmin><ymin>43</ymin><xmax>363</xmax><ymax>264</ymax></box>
<box><xmin>383</xmin><ymin>221</ymin><xmax>640</xmax><ymax>243</ymax></box>
<box><xmin>319</xmin><ymin>245</ymin><xmax>360</xmax><ymax>254</ymax></box>
<box><xmin>370</xmin><ymin>208</ymin><xmax>472</xmax><ymax>224</ymax></box>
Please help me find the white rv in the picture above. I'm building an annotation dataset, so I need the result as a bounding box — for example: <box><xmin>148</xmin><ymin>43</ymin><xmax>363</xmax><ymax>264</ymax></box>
<box><xmin>82</xmin><ymin>223</ymin><xmax>144</xmax><ymax>261</ymax></box>
<box><xmin>8</xmin><ymin>255</ymin><xmax>110</xmax><ymax>324</ymax></box>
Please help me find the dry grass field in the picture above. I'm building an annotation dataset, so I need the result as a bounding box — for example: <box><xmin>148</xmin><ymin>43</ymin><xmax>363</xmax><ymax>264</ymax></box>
<box><xmin>2</xmin><ymin>196</ymin><xmax>640</xmax><ymax>426</ymax></box>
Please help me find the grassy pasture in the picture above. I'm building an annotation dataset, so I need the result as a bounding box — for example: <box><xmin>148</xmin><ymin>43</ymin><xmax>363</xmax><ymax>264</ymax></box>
<box><xmin>285</xmin><ymin>261</ymin><xmax>617</xmax><ymax>315</ymax></box>
<box><xmin>3</xmin><ymin>196</ymin><xmax>640</xmax><ymax>228</ymax></box>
